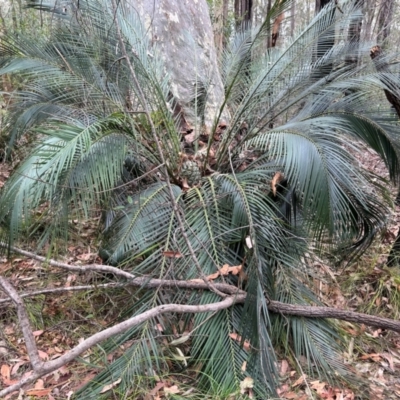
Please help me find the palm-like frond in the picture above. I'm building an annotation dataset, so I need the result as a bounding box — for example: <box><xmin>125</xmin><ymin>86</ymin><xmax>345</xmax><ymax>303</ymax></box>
<box><xmin>2</xmin><ymin>0</ymin><xmax>400</xmax><ymax>397</ymax></box>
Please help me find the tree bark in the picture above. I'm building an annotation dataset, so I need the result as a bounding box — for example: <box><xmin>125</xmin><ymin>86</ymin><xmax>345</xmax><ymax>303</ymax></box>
<box><xmin>363</xmin><ymin>0</ymin><xmax>376</xmax><ymax>41</ymax></box>
<box><xmin>377</xmin><ymin>0</ymin><xmax>395</xmax><ymax>46</ymax></box>
<box><xmin>133</xmin><ymin>0</ymin><xmax>227</xmax><ymax>130</ymax></box>
<box><xmin>235</xmin><ymin>0</ymin><xmax>252</xmax><ymax>28</ymax></box>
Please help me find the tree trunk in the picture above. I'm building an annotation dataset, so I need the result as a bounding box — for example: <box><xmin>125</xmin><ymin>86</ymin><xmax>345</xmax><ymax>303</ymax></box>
<box><xmin>134</xmin><ymin>0</ymin><xmax>227</xmax><ymax>130</ymax></box>
<box><xmin>377</xmin><ymin>0</ymin><xmax>395</xmax><ymax>46</ymax></box>
<box><xmin>363</xmin><ymin>0</ymin><xmax>376</xmax><ymax>41</ymax></box>
<box><xmin>235</xmin><ymin>0</ymin><xmax>252</xmax><ymax>28</ymax></box>
<box><xmin>213</xmin><ymin>0</ymin><xmax>229</xmax><ymax>58</ymax></box>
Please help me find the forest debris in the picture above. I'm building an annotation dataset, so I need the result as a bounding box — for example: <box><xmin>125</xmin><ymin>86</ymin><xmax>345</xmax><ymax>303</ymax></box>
<box><xmin>271</xmin><ymin>171</ymin><xmax>285</xmax><ymax>197</ymax></box>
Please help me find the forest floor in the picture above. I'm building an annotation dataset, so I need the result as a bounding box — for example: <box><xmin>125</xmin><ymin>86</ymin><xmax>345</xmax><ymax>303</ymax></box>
<box><xmin>1</xmin><ymin>149</ymin><xmax>400</xmax><ymax>400</ymax></box>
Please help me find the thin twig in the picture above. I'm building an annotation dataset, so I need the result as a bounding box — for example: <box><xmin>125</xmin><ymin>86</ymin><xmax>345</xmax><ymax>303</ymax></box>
<box><xmin>1</xmin><ymin>242</ymin><xmax>136</xmax><ymax>280</ymax></box>
<box><xmin>0</xmin><ymin>283</ymin><xmax>129</xmax><ymax>305</ymax></box>
<box><xmin>0</xmin><ymin>242</ymin><xmax>244</xmax><ymax>296</ymax></box>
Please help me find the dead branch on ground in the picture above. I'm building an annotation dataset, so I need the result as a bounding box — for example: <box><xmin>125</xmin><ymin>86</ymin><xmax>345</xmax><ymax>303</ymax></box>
<box><xmin>1</xmin><ymin>243</ymin><xmax>400</xmax><ymax>395</ymax></box>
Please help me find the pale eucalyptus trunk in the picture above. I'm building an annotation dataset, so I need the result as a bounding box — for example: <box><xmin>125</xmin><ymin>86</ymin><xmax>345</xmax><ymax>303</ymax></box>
<box><xmin>133</xmin><ymin>0</ymin><xmax>227</xmax><ymax>130</ymax></box>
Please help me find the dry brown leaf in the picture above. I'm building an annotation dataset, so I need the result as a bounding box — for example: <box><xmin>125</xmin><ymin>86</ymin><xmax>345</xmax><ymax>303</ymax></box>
<box><xmin>100</xmin><ymin>378</ymin><xmax>122</xmax><ymax>393</ymax></box>
<box><xmin>310</xmin><ymin>380</ymin><xmax>326</xmax><ymax>394</ymax></box>
<box><xmin>3</xmin><ymin>378</ymin><xmax>19</xmax><ymax>386</ymax></box>
<box><xmin>292</xmin><ymin>374</ymin><xmax>307</xmax><ymax>387</ymax></box>
<box><xmin>206</xmin><ymin>271</ymin><xmax>220</xmax><ymax>281</ymax></box>
<box><xmin>219</xmin><ymin>264</ymin><xmax>230</xmax><ymax>275</ymax></box>
<box><xmin>164</xmin><ymin>385</ymin><xmax>180</xmax><ymax>395</ymax></box>
<box><xmin>271</xmin><ymin>171</ymin><xmax>285</xmax><ymax>197</ymax></box>
<box><xmin>277</xmin><ymin>384</ymin><xmax>289</xmax><ymax>395</ymax></box>
<box><xmin>280</xmin><ymin>359</ymin><xmax>289</xmax><ymax>376</ymax></box>
<box><xmin>38</xmin><ymin>350</ymin><xmax>49</xmax><ymax>360</ymax></box>
<box><xmin>162</xmin><ymin>251</ymin><xmax>183</xmax><ymax>258</ymax></box>
<box><xmin>77</xmin><ymin>253</ymin><xmax>92</xmax><ymax>261</ymax></box>
<box><xmin>242</xmin><ymin>341</ymin><xmax>251</xmax><ymax>352</ymax></box>
<box><xmin>34</xmin><ymin>379</ymin><xmax>45</xmax><ymax>389</ymax></box>
<box><xmin>148</xmin><ymin>381</ymin><xmax>165</xmax><ymax>396</ymax></box>
<box><xmin>26</xmin><ymin>388</ymin><xmax>52</xmax><ymax>397</ymax></box>
<box><xmin>241</xmin><ymin>361</ymin><xmax>247</xmax><ymax>372</ymax></box>
<box><xmin>229</xmin><ymin>333</ymin><xmax>251</xmax><ymax>351</ymax></box>
<box><xmin>181</xmin><ymin>178</ymin><xmax>190</xmax><ymax>192</ymax></box>
<box><xmin>33</xmin><ymin>330</ymin><xmax>44</xmax><ymax>337</ymax></box>
<box><xmin>184</xmin><ymin>132</ymin><xmax>196</xmax><ymax>143</ymax></box>
<box><xmin>229</xmin><ymin>332</ymin><xmax>241</xmax><ymax>341</ymax></box>
<box><xmin>1</xmin><ymin>364</ymin><xmax>10</xmax><ymax>381</ymax></box>
<box><xmin>229</xmin><ymin>265</ymin><xmax>242</xmax><ymax>275</ymax></box>
<box><xmin>283</xmin><ymin>392</ymin><xmax>299</xmax><ymax>399</ymax></box>
<box><xmin>359</xmin><ymin>353</ymin><xmax>382</xmax><ymax>362</ymax></box>
<box><xmin>380</xmin><ymin>352</ymin><xmax>395</xmax><ymax>371</ymax></box>
<box><xmin>220</xmin><ymin>264</ymin><xmax>242</xmax><ymax>275</ymax></box>
<box><xmin>240</xmin><ymin>376</ymin><xmax>254</xmax><ymax>394</ymax></box>
<box><xmin>205</xmin><ymin>264</ymin><xmax>243</xmax><ymax>281</ymax></box>
<box><xmin>11</xmin><ymin>360</ymin><xmax>28</xmax><ymax>375</ymax></box>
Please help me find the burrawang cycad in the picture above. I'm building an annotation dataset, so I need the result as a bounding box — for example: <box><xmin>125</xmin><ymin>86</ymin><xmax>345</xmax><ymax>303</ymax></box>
<box><xmin>1</xmin><ymin>0</ymin><xmax>400</xmax><ymax>398</ymax></box>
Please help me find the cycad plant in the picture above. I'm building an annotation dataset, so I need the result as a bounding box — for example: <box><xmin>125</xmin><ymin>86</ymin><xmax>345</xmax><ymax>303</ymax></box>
<box><xmin>1</xmin><ymin>0</ymin><xmax>400</xmax><ymax>398</ymax></box>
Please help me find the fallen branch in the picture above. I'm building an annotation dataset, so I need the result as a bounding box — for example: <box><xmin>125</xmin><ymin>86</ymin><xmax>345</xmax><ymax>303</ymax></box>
<box><xmin>2</xmin><ymin>244</ymin><xmax>400</xmax><ymax>396</ymax></box>
<box><xmin>0</xmin><ymin>242</ymin><xmax>244</xmax><ymax>296</ymax></box>
<box><xmin>1</xmin><ymin>242</ymin><xmax>137</xmax><ymax>280</ymax></box>
<box><xmin>3</xmin><ymin>243</ymin><xmax>400</xmax><ymax>332</ymax></box>
<box><xmin>0</xmin><ymin>277</ymin><xmax>42</xmax><ymax>368</ymax></box>
<box><xmin>267</xmin><ymin>302</ymin><xmax>400</xmax><ymax>333</ymax></box>
<box><xmin>0</xmin><ymin>276</ymin><xmax>245</xmax><ymax>397</ymax></box>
